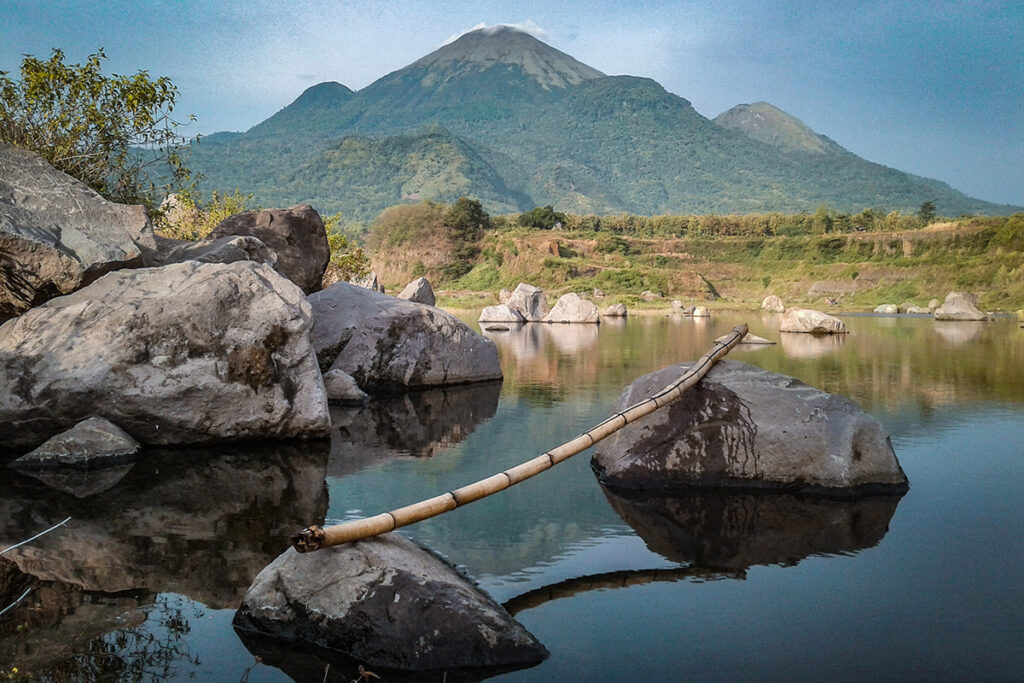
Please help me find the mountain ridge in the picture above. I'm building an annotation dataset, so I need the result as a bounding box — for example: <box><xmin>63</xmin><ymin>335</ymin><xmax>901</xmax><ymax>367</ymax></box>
<box><xmin>187</xmin><ymin>26</ymin><xmax>1020</xmax><ymax>220</ymax></box>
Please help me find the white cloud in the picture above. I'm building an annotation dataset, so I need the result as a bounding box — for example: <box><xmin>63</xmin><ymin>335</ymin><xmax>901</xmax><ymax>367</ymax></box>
<box><xmin>441</xmin><ymin>20</ymin><xmax>549</xmax><ymax>46</ymax></box>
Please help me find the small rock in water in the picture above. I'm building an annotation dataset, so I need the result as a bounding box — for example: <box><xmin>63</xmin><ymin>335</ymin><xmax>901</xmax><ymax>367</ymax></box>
<box><xmin>10</xmin><ymin>417</ymin><xmax>139</xmax><ymax>470</ymax></box>
<box><xmin>780</xmin><ymin>308</ymin><xmax>848</xmax><ymax>334</ymax></box>
<box><xmin>234</xmin><ymin>534</ymin><xmax>548</xmax><ymax>672</ymax></box>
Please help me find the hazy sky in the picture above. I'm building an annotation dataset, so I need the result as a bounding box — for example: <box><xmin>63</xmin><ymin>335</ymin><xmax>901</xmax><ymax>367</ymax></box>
<box><xmin>2</xmin><ymin>0</ymin><xmax>1021</xmax><ymax>206</ymax></box>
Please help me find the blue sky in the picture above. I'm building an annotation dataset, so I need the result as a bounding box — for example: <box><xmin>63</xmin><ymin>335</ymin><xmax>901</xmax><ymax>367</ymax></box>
<box><xmin>2</xmin><ymin>0</ymin><xmax>1021</xmax><ymax>206</ymax></box>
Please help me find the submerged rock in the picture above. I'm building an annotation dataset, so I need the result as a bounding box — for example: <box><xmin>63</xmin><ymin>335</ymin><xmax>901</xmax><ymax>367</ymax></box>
<box><xmin>779</xmin><ymin>307</ymin><xmax>848</xmax><ymax>334</ymax></box>
<box><xmin>208</xmin><ymin>204</ymin><xmax>330</xmax><ymax>294</ymax></box>
<box><xmin>543</xmin><ymin>292</ymin><xmax>599</xmax><ymax>323</ymax></box>
<box><xmin>396</xmin><ymin>276</ymin><xmax>436</xmax><ymax>306</ymax></box>
<box><xmin>591</xmin><ymin>360</ymin><xmax>908</xmax><ymax>494</ymax></box>
<box><xmin>933</xmin><ymin>292</ymin><xmax>987</xmax><ymax>321</ymax></box>
<box><xmin>10</xmin><ymin>417</ymin><xmax>139</xmax><ymax>470</ymax></box>
<box><xmin>311</xmin><ymin>282</ymin><xmax>502</xmax><ymax>394</ymax></box>
<box><xmin>0</xmin><ymin>261</ymin><xmax>330</xmax><ymax>450</ymax></box>
<box><xmin>0</xmin><ymin>143</ymin><xmax>156</xmax><ymax>322</ymax></box>
<box><xmin>234</xmin><ymin>534</ymin><xmax>548</xmax><ymax>672</ymax></box>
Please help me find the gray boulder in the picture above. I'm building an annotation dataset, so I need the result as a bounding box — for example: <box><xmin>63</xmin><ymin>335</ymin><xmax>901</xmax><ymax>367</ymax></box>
<box><xmin>498</xmin><ymin>287</ymin><xmax>513</xmax><ymax>304</ymax></box>
<box><xmin>322</xmin><ymin>369</ymin><xmax>369</xmax><ymax>406</ymax></box>
<box><xmin>207</xmin><ymin>204</ymin><xmax>329</xmax><ymax>294</ymax></box>
<box><xmin>147</xmin><ymin>234</ymin><xmax>277</xmax><ymax>269</ymax></box>
<box><xmin>507</xmin><ymin>283</ymin><xmax>549</xmax><ymax>321</ymax></box>
<box><xmin>928</xmin><ymin>298</ymin><xmax>941</xmax><ymax>311</ymax></box>
<box><xmin>934</xmin><ymin>292</ymin><xmax>987</xmax><ymax>321</ymax></box>
<box><xmin>692</xmin><ymin>306</ymin><xmax>711</xmax><ymax>317</ymax></box>
<box><xmin>0</xmin><ymin>143</ymin><xmax>157</xmax><ymax>322</ymax></box>
<box><xmin>874</xmin><ymin>304</ymin><xmax>899</xmax><ymax>314</ymax></box>
<box><xmin>592</xmin><ymin>360</ymin><xmax>908</xmax><ymax>494</ymax></box>
<box><xmin>761</xmin><ymin>295</ymin><xmax>785</xmax><ymax>313</ymax></box>
<box><xmin>640</xmin><ymin>290</ymin><xmax>661</xmax><ymax>301</ymax></box>
<box><xmin>604</xmin><ymin>303</ymin><xmax>628</xmax><ymax>317</ymax></box>
<box><xmin>10</xmin><ymin>417</ymin><xmax>139</xmax><ymax>470</ymax></box>
<box><xmin>905</xmin><ymin>306</ymin><xmax>931</xmax><ymax>314</ymax></box>
<box><xmin>311</xmin><ymin>282</ymin><xmax>502</xmax><ymax>394</ymax></box>
<box><xmin>543</xmin><ymin>292</ymin><xmax>599</xmax><ymax>323</ymax></box>
<box><xmin>0</xmin><ymin>261</ymin><xmax>330</xmax><ymax>450</ymax></box>
<box><xmin>780</xmin><ymin>307</ymin><xmax>848</xmax><ymax>334</ymax></box>
<box><xmin>479</xmin><ymin>304</ymin><xmax>525</xmax><ymax>323</ymax></box>
<box><xmin>397</xmin><ymin>276</ymin><xmax>436</xmax><ymax>306</ymax></box>
<box><xmin>233</xmin><ymin>534</ymin><xmax>547</xmax><ymax>672</ymax></box>
<box><xmin>351</xmin><ymin>270</ymin><xmax>385</xmax><ymax>293</ymax></box>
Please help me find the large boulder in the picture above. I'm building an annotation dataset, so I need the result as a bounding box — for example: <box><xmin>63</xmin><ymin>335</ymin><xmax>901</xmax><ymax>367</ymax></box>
<box><xmin>310</xmin><ymin>282</ymin><xmax>502</xmax><ymax>394</ymax></box>
<box><xmin>0</xmin><ymin>143</ymin><xmax>157</xmax><ymax>322</ymax></box>
<box><xmin>692</xmin><ymin>306</ymin><xmax>711</xmax><ymax>317</ymax></box>
<box><xmin>507</xmin><ymin>283</ymin><xmax>549</xmax><ymax>321</ymax></box>
<box><xmin>874</xmin><ymin>304</ymin><xmax>899</xmax><ymax>314</ymax></box>
<box><xmin>543</xmin><ymin>293</ymin><xmax>599</xmax><ymax>323</ymax></box>
<box><xmin>233</xmin><ymin>534</ymin><xmax>548</xmax><ymax>673</ymax></box>
<box><xmin>207</xmin><ymin>204</ymin><xmax>329</xmax><ymax>294</ymax></box>
<box><xmin>761</xmin><ymin>295</ymin><xmax>785</xmax><ymax>313</ymax></box>
<box><xmin>0</xmin><ymin>261</ymin><xmax>330</xmax><ymax>450</ymax></box>
<box><xmin>9</xmin><ymin>417</ymin><xmax>139</xmax><ymax>470</ymax></box>
<box><xmin>933</xmin><ymin>292</ymin><xmax>987</xmax><ymax>321</ymax></box>
<box><xmin>592</xmin><ymin>360</ymin><xmax>908</xmax><ymax>494</ymax></box>
<box><xmin>780</xmin><ymin>307</ymin><xmax>848</xmax><ymax>334</ymax></box>
<box><xmin>479</xmin><ymin>304</ymin><xmax>525</xmax><ymax>323</ymax></box>
<box><xmin>396</xmin><ymin>276</ymin><xmax>435</xmax><ymax>306</ymax></box>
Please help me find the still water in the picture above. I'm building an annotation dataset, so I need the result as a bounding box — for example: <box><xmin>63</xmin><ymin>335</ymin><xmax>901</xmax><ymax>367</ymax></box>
<box><xmin>2</xmin><ymin>312</ymin><xmax>1023</xmax><ymax>680</ymax></box>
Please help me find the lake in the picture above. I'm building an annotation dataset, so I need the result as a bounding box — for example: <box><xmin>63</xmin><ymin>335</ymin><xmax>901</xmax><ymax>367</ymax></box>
<box><xmin>2</xmin><ymin>311</ymin><xmax>1023</xmax><ymax>681</ymax></box>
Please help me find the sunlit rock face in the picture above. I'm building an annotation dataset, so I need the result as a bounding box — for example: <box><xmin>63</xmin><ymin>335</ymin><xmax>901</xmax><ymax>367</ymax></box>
<box><xmin>601</xmin><ymin>487</ymin><xmax>902</xmax><ymax>571</ymax></box>
<box><xmin>779</xmin><ymin>308</ymin><xmax>848</xmax><ymax>334</ymax></box>
<box><xmin>592</xmin><ymin>360</ymin><xmax>908</xmax><ymax>494</ymax></box>
<box><xmin>234</xmin><ymin>534</ymin><xmax>548</xmax><ymax>673</ymax></box>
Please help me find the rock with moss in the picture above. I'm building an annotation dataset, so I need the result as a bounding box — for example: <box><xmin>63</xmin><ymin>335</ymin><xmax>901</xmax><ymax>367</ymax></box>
<box><xmin>234</xmin><ymin>534</ymin><xmax>548</xmax><ymax>673</ymax></box>
<box><xmin>0</xmin><ymin>261</ymin><xmax>330</xmax><ymax>450</ymax></box>
<box><xmin>0</xmin><ymin>143</ymin><xmax>157</xmax><ymax>322</ymax></box>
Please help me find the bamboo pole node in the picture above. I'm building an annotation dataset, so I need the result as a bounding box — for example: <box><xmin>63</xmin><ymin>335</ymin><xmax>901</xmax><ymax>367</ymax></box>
<box><xmin>292</xmin><ymin>323</ymin><xmax>748</xmax><ymax>552</ymax></box>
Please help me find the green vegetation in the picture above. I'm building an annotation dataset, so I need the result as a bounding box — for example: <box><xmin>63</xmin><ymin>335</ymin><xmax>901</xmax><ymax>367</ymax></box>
<box><xmin>0</xmin><ymin>48</ymin><xmax>194</xmax><ymax>212</ymax></box>
<box><xmin>155</xmin><ymin>189</ymin><xmax>255</xmax><ymax>241</ymax></box>
<box><xmin>519</xmin><ymin>204</ymin><xmax>567</xmax><ymax>229</ymax></box>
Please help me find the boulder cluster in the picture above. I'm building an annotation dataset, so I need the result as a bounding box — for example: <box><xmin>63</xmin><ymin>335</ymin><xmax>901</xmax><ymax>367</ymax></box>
<box><xmin>480</xmin><ymin>282</ymin><xmax>607</xmax><ymax>323</ymax></box>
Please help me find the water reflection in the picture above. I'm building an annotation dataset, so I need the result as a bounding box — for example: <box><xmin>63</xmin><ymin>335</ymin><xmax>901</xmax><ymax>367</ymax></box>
<box><xmin>328</xmin><ymin>381</ymin><xmax>501</xmax><ymax>476</ymax></box>
<box><xmin>0</xmin><ymin>444</ymin><xmax>328</xmax><ymax>673</ymax></box>
<box><xmin>779</xmin><ymin>331</ymin><xmax>847</xmax><ymax>358</ymax></box>
<box><xmin>933</xmin><ymin>321</ymin><xmax>986</xmax><ymax>345</ymax></box>
<box><xmin>602</xmin><ymin>487</ymin><xmax>902</xmax><ymax>570</ymax></box>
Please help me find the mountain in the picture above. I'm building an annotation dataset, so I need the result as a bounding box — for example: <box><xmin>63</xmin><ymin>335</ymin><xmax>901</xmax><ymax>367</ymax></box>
<box><xmin>187</xmin><ymin>26</ymin><xmax>1018</xmax><ymax>220</ymax></box>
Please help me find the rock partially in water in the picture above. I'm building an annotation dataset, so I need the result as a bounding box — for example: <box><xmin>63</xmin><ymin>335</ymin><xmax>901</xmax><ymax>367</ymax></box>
<box><xmin>10</xmin><ymin>417</ymin><xmax>139</xmax><ymax>470</ymax></box>
<box><xmin>602</xmin><ymin>487</ymin><xmax>902</xmax><ymax>570</ymax></box>
<box><xmin>506</xmin><ymin>283</ymin><xmax>548</xmax><ymax>321</ymax></box>
<box><xmin>234</xmin><ymin>534</ymin><xmax>548</xmax><ymax>673</ymax></box>
<box><xmin>208</xmin><ymin>204</ymin><xmax>330</xmax><ymax>294</ymax></box>
<box><xmin>323</xmin><ymin>369</ymin><xmax>369</xmax><ymax>406</ymax></box>
<box><xmin>478</xmin><ymin>304</ymin><xmax>525</xmax><ymax>323</ymax></box>
<box><xmin>0</xmin><ymin>143</ymin><xmax>156</xmax><ymax>322</ymax></box>
<box><xmin>779</xmin><ymin>307</ymin><xmax>848</xmax><ymax>334</ymax></box>
<box><xmin>543</xmin><ymin>292</ymin><xmax>599</xmax><ymax>323</ymax></box>
<box><xmin>0</xmin><ymin>261</ymin><xmax>330</xmax><ymax>450</ymax></box>
<box><xmin>603</xmin><ymin>302</ymin><xmax>628</xmax><ymax>317</ymax></box>
<box><xmin>311</xmin><ymin>281</ymin><xmax>502</xmax><ymax>394</ymax></box>
<box><xmin>874</xmin><ymin>304</ymin><xmax>899</xmax><ymax>314</ymax></box>
<box><xmin>761</xmin><ymin>295</ymin><xmax>785</xmax><ymax>313</ymax></box>
<box><xmin>397</xmin><ymin>276</ymin><xmax>436</xmax><ymax>306</ymax></box>
<box><xmin>934</xmin><ymin>291</ymin><xmax>987</xmax><ymax>321</ymax></box>
<box><xmin>739</xmin><ymin>333</ymin><xmax>775</xmax><ymax>345</ymax></box>
<box><xmin>591</xmin><ymin>360</ymin><xmax>908</xmax><ymax>494</ymax></box>
<box><xmin>692</xmin><ymin>306</ymin><xmax>710</xmax><ymax>317</ymax></box>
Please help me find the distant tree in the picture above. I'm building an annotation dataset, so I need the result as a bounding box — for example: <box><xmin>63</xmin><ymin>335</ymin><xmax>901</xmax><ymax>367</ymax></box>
<box><xmin>0</xmin><ymin>48</ymin><xmax>195</xmax><ymax>212</ymax></box>
<box><xmin>445</xmin><ymin>197</ymin><xmax>491</xmax><ymax>242</ymax></box>
<box><xmin>518</xmin><ymin>204</ymin><xmax>567</xmax><ymax>230</ymax></box>
<box><xmin>811</xmin><ymin>205</ymin><xmax>834</xmax><ymax>234</ymax></box>
<box><xmin>918</xmin><ymin>200</ymin><xmax>937</xmax><ymax>224</ymax></box>
<box><xmin>323</xmin><ymin>211</ymin><xmax>371</xmax><ymax>283</ymax></box>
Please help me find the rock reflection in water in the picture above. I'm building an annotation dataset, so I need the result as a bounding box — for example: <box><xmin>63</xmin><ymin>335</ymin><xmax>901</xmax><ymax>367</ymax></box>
<box><xmin>779</xmin><ymin>331</ymin><xmax>848</xmax><ymax>358</ymax></box>
<box><xmin>602</xmin><ymin>487</ymin><xmax>902</xmax><ymax>571</ymax></box>
<box><xmin>933</xmin><ymin>321</ymin><xmax>985</xmax><ymax>345</ymax></box>
<box><xmin>328</xmin><ymin>381</ymin><xmax>501</xmax><ymax>476</ymax></box>
<box><xmin>0</xmin><ymin>443</ymin><xmax>329</xmax><ymax>672</ymax></box>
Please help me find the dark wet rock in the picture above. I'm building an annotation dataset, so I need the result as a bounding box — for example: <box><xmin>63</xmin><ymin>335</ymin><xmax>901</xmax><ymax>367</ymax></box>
<box><xmin>591</xmin><ymin>360</ymin><xmax>908</xmax><ymax>494</ymax></box>
<box><xmin>233</xmin><ymin>534</ymin><xmax>547</xmax><ymax>672</ymax></box>
<box><xmin>0</xmin><ymin>143</ymin><xmax>156</xmax><ymax>321</ymax></box>
<box><xmin>933</xmin><ymin>291</ymin><xmax>987</xmax><ymax>321</ymax></box>
<box><xmin>484</xmin><ymin>324</ymin><xmax>511</xmax><ymax>332</ymax></box>
<box><xmin>10</xmin><ymin>417</ymin><xmax>139</xmax><ymax>470</ymax></box>
<box><xmin>323</xmin><ymin>368</ymin><xmax>369</xmax><ymax>405</ymax></box>
<box><xmin>542</xmin><ymin>293</ymin><xmax>599</xmax><ymax>323</ymax></box>
<box><xmin>506</xmin><ymin>283</ymin><xmax>548</xmax><ymax>321</ymax></box>
<box><xmin>0</xmin><ymin>442</ymin><xmax>329</xmax><ymax>607</ymax></box>
<box><xmin>397</xmin><ymin>276</ymin><xmax>436</xmax><ymax>306</ymax></box>
<box><xmin>0</xmin><ymin>261</ymin><xmax>330</xmax><ymax>450</ymax></box>
<box><xmin>327</xmin><ymin>382</ymin><xmax>501</xmax><ymax>476</ymax></box>
<box><xmin>207</xmin><ymin>204</ymin><xmax>329</xmax><ymax>294</ymax></box>
<box><xmin>602</xmin><ymin>487</ymin><xmax>902</xmax><ymax>570</ymax></box>
<box><xmin>780</xmin><ymin>307</ymin><xmax>848</xmax><ymax>334</ymax></box>
<box><xmin>310</xmin><ymin>281</ymin><xmax>502</xmax><ymax>394</ymax></box>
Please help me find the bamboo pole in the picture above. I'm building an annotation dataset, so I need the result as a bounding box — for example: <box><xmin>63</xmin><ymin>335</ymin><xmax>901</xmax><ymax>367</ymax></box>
<box><xmin>293</xmin><ymin>323</ymin><xmax>748</xmax><ymax>552</ymax></box>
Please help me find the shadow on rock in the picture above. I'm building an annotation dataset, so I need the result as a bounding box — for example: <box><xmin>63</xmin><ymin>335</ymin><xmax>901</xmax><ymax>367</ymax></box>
<box><xmin>328</xmin><ymin>381</ymin><xmax>501</xmax><ymax>476</ymax></box>
<box><xmin>601</xmin><ymin>486</ymin><xmax>903</xmax><ymax>571</ymax></box>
